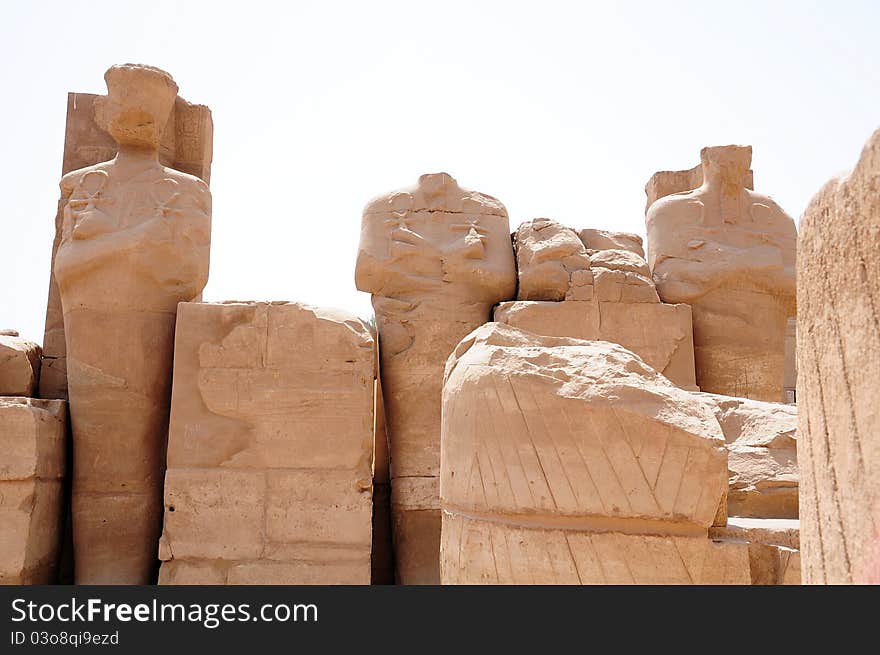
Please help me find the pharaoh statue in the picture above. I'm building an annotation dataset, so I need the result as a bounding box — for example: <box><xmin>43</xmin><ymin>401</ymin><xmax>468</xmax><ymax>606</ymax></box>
<box><xmin>645</xmin><ymin>146</ymin><xmax>796</xmax><ymax>402</ymax></box>
<box><xmin>53</xmin><ymin>64</ymin><xmax>211</xmax><ymax>583</ymax></box>
<box><xmin>356</xmin><ymin>173</ymin><xmax>516</xmax><ymax>583</ymax></box>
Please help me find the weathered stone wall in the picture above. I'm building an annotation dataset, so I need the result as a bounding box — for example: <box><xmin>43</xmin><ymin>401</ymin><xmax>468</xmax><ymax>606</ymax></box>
<box><xmin>158</xmin><ymin>302</ymin><xmax>375</xmax><ymax>584</ymax></box>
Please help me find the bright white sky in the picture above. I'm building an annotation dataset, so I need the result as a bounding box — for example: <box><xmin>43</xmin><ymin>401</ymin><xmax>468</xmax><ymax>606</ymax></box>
<box><xmin>3</xmin><ymin>0</ymin><xmax>879</xmax><ymax>344</ymax></box>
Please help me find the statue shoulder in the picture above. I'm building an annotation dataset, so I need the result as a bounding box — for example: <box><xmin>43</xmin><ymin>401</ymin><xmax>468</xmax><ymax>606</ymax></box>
<box><xmin>60</xmin><ymin>161</ymin><xmax>113</xmax><ymax>197</ymax></box>
<box><xmin>646</xmin><ymin>190</ymin><xmax>704</xmax><ymax>228</ymax></box>
<box><xmin>747</xmin><ymin>191</ymin><xmax>796</xmax><ymax>235</ymax></box>
<box><xmin>160</xmin><ymin>167</ymin><xmax>210</xmax><ymax>195</ymax></box>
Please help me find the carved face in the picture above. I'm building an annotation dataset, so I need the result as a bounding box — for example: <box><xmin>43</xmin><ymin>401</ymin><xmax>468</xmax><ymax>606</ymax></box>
<box><xmin>95</xmin><ymin>65</ymin><xmax>177</xmax><ymax>149</ymax></box>
<box><xmin>701</xmin><ymin>146</ymin><xmax>752</xmax><ymax>183</ymax></box>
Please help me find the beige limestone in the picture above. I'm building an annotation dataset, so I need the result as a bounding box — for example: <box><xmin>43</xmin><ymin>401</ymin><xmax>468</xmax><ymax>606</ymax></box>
<box><xmin>158</xmin><ymin>301</ymin><xmax>375</xmax><ymax>585</ymax></box>
<box><xmin>578</xmin><ymin>228</ymin><xmax>645</xmax><ymax>258</ymax></box>
<box><xmin>783</xmin><ymin>317</ymin><xmax>797</xmax><ymax>404</ymax></box>
<box><xmin>40</xmin><ymin>85</ymin><xmax>213</xmax><ymax>401</ymax></box>
<box><xmin>356</xmin><ymin>173</ymin><xmax>516</xmax><ymax>584</ymax></box>
<box><xmin>494</xmin><ymin>301</ymin><xmax>696</xmax><ymax>389</ymax></box>
<box><xmin>0</xmin><ymin>398</ymin><xmax>67</xmax><ymax>584</ymax></box>
<box><xmin>54</xmin><ymin>64</ymin><xmax>211</xmax><ymax>584</ymax></box>
<box><xmin>646</xmin><ymin>145</ymin><xmax>796</xmax><ymax>402</ymax></box>
<box><xmin>440</xmin><ymin>323</ymin><xmax>748</xmax><ymax>584</ymax></box>
<box><xmin>0</xmin><ymin>334</ymin><xmax>41</xmax><ymax>397</ymax></box>
<box><xmin>798</xmin><ymin>128</ymin><xmax>880</xmax><ymax>584</ymax></box>
<box><xmin>701</xmin><ymin>394</ymin><xmax>798</xmax><ymax>519</ymax></box>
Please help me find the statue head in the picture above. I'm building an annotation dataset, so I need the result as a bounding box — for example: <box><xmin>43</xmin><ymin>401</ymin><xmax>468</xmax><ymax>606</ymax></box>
<box><xmin>700</xmin><ymin>145</ymin><xmax>752</xmax><ymax>186</ymax></box>
<box><xmin>95</xmin><ymin>64</ymin><xmax>178</xmax><ymax>149</ymax></box>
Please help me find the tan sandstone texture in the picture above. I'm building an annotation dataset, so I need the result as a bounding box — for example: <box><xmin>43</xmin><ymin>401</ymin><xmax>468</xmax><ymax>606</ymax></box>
<box><xmin>497</xmin><ymin>218</ymin><xmax>696</xmax><ymax>389</ymax></box>
<box><xmin>440</xmin><ymin>323</ymin><xmax>753</xmax><ymax>584</ymax></box>
<box><xmin>798</xmin><ymin>128</ymin><xmax>880</xmax><ymax>584</ymax></box>
<box><xmin>0</xmin><ymin>334</ymin><xmax>41</xmax><ymax>397</ymax></box>
<box><xmin>158</xmin><ymin>302</ymin><xmax>375</xmax><ymax>585</ymax></box>
<box><xmin>0</xmin><ymin>398</ymin><xmax>67</xmax><ymax>584</ymax></box>
<box><xmin>40</xmin><ymin>81</ymin><xmax>213</xmax><ymax>401</ymax></box>
<box><xmin>701</xmin><ymin>394</ymin><xmax>798</xmax><ymax>519</ymax></box>
<box><xmin>646</xmin><ymin>146</ymin><xmax>796</xmax><ymax>402</ymax></box>
<box><xmin>356</xmin><ymin>173</ymin><xmax>516</xmax><ymax>584</ymax></box>
<box><xmin>53</xmin><ymin>64</ymin><xmax>211</xmax><ymax>584</ymax></box>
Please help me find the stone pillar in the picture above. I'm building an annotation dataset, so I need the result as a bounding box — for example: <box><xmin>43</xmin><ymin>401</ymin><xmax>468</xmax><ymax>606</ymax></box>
<box><xmin>0</xmin><ymin>398</ymin><xmax>67</xmax><ymax>584</ymax></box>
<box><xmin>356</xmin><ymin>173</ymin><xmax>516</xmax><ymax>584</ymax></box>
<box><xmin>645</xmin><ymin>146</ymin><xmax>796</xmax><ymax>402</ymax></box>
<box><xmin>54</xmin><ymin>64</ymin><xmax>211</xmax><ymax>584</ymax></box>
<box><xmin>158</xmin><ymin>302</ymin><xmax>375</xmax><ymax>584</ymax></box>
<box><xmin>798</xmin><ymin>128</ymin><xmax>880</xmax><ymax>584</ymax></box>
<box><xmin>40</xmin><ymin>88</ymin><xmax>212</xmax><ymax>401</ymax></box>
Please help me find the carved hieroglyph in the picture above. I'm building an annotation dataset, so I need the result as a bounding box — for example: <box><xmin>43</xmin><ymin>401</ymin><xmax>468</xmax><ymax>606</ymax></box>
<box><xmin>701</xmin><ymin>394</ymin><xmax>798</xmax><ymax>519</ymax></box>
<box><xmin>498</xmin><ymin>219</ymin><xmax>696</xmax><ymax>389</ymax></box>
<box><xmin>0</xmin><ymin>398</ymin><xmax>67</xmax><ymax>584</ymax></box>
<box><xmin>440</xmin><ymin>323</ymin><xmax>752</xmax><ymax>584</ymax></box>
<box><xmin>798</xmin><ymin>128</ymin><xmax>880</xmax><ymax>584</ymax></box>
<box><xmin>646</xmin><ymin>146</ymin><xmax>796</xmax><ymax>402</ymax></box>
<box><xmin>40</xmin><ymin>88</ymin><xmax>213</xmax><ymax>401</ymax></box>
<box><xmin>356</xmin><ymin>173</ymin><xmax>516</xmax><ymax>584</ymax></box>
<box><xmin>158</xmin><ymin>302</ymin><xmax>374</xmax><ymax>584</ymax></box>
<box><xmin>53</xmin><ymin>64</ymin><xmax>211</xmax><ymax>584</ymax></box>
<box><xmin>0</xmin><ymin>334</ymin><xmax>41</xmax><ymax>397</ymax></box>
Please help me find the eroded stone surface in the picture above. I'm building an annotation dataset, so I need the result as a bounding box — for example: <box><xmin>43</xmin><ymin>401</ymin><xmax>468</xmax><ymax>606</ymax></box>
<box><xmin>798</xmin><ymin>128</ymin><xmax>880</xmax><ymax>584</ymax></box>
<box><xmin>0</xmin><ymin>335</ymin><xmax>41</xmax><ymax>397</ymax></box>
<box><xmin>440</xmin><ymin>323</ymin><xmax>743</xmax><ymax>584</ymax></box>
<box><xmin>494</xmin><ymin>300</ymin><xmax>696</xmax><ymax>389</ymax></box>
<box><xmin>578</xmin><ymin>229</ymin><xmax>645</xmax><ymax>258</ymax></box>
<box><xmin>646</xmin><ymin>145</ymin><xmax>796</xmax><ymax>402</ymax></box>
<box><xmin>0</xmin><ymin>398</ymin><xmax>67</xmax><ymax>585</ymax></box>
<box><xmin>514</xmin><ymin>219</ymin><xmax>592</xmax><ymax>301</ymax></box>
<box><xmin>356</xmin><ymin>172</ymin><xmax>516</xmax><ymax>584</ymax></box>
<box><xmin>54</xmin><ymin>64</ymin><xmax>211</xmax><ymax>584</ymax></box>
<box><xmin>158</xmin><ymin>302</ymin><xmax>375</xmax><ymax>585</ymax></box>
<box><xmin>710</xmin><ymin>517</ymin><xmax>801</xmax><ymax>584</ymax></box>
<box><xmin>701</xmin><ymin>394</ymin><xmax>798</xmax><ymax>519</ymax></box>
<box><xmin>40</xmin><ymin>83</ymin><xmax>213</xmax><ymax>401</ymax></box>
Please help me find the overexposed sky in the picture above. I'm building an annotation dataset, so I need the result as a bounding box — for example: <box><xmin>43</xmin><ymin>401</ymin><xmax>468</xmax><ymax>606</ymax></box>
<box><xmin>3</xmin><ymin>0</ymin><xmax>879</xmax><ymax>343</ymax></box>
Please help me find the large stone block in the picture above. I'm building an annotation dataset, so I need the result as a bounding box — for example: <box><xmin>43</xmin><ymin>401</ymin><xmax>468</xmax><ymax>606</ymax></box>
<box><xmin>798</xmin><ymin>128</ymin><xmax>880</xmax><ymax>584</ymax></box>
<box><xmin>702</xmin><ymin>394</ymin><xmax>798</xmax><ymax>519</ymax></box>
<box><xmin>440</xmin><ymin>323</ymin><xmax>744</xmax><ymax>584</ymax></box>
<box><xmin>494</xmin><ymin>300</ymin><xmax>696</xmax><ymax>389</ymax></box>
<box><xmin>158</xmin><ymin>301</ymin><xmax>375</xmax><ymax>585</ymax></box>
<box><xmin>0</xmin><ymin>398</ymin><xmax>67</xmax><ymax>584</ymax></box>
<box><xmin>0</xmin><ymin>334</ymin><xmax>41</xmax><ymax>397</ymax></box>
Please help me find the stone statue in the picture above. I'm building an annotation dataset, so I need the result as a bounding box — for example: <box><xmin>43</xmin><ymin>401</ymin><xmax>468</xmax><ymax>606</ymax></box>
<box><xmin>645</xmin><ymin>145</ymin><xmax>796</xmax><ymax>402</ymax></box>
<box><xmin>356</xmin><ymin>172</ymin><xmax>516</xmax><ymax>583</ymax></box>
<box><xmin>53</xmin><ymin>64</ymin><xmax>211</xmax><ymax>584</ymax></box>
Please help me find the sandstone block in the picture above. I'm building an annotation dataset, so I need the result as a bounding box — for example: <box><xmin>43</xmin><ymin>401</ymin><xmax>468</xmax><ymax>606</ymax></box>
<box><xmin>798</xmin><ymin>128</ymin><xmax>880</xmax><ymax>584</ymax></box>
<box><xmin>158</xmin><ymin>301</ymin><xmax>375</xmax><ymax>585</ymax></box>
<box><xmin>440</xmin><ymin>323</ymin><xmax>742</xmax><ymax>584</ymax></box>
<box><xmin>702</xmin><ymin>394</ymin><xmax>798</xmax><ymax>519</ymax></box>
<box><xmin>0</xmin><ymin>398</ymin><xmax>67</xmax><ymax>584</ymax></box>
<box><xmin>0</xmin><ymin>335</ymin><xmax>41</xmax><ymax>397</ymax></box>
